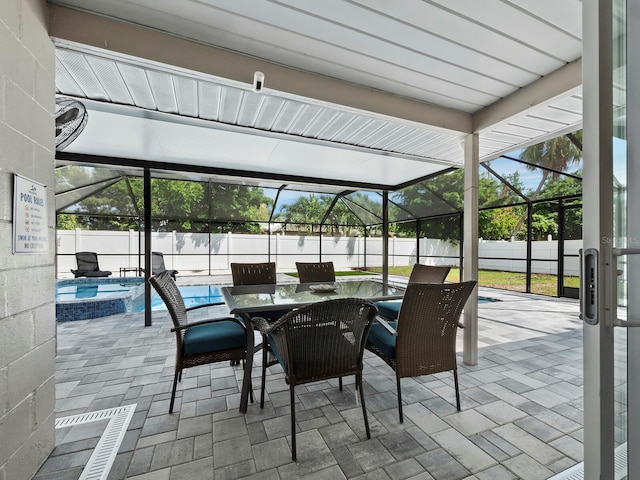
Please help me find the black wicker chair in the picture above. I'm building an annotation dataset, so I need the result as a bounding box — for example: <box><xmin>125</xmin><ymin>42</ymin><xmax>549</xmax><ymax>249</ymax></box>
<box><xmin>367</xmin><ymin>281</ymin><xmax>476</xmax><ymax>422</ymax></box>
<box><xmin>295</xmin><ymin>261</ymin><xmax>336</xmax><ymax>283</ymax></box>
<box><xmin>71</xmin><ymin>252</ymin><xmax>112</xmax><ymax>278</ymax></box>
<box><xmin>375</xmin><ymin>263</ymin><xmax>451</xmax><ymax>320</ymax></box>
<box><xmin>229</xmin><ymin>262</ymin><xmax>286</xmax><ymax>379</ymax></box>
<box><xmin>230</xmin><ymin>262</ymin><xmax>277</xmax><ymax>286</ymax></box>
<box><xmin>149</xmin><ymin>271</ymin><xmax>249</xmax><ymax>413</ymax></box>
<box><xmin>252</xmin><ymin>298</ymin><xmax>377</xmax><ymax>461</ymax></box>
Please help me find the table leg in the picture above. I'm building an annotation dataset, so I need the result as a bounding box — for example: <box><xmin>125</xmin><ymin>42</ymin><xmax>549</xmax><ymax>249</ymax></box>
<box><xmin>239</xmin><ymin>314</ymin><xmax>255</xmax><ymax>414</ymax></box>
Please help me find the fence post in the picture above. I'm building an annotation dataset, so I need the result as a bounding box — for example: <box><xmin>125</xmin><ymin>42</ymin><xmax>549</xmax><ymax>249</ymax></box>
<box><xmin>128</xmin><ymin>229</ymin><xmax>135</xmax><ymax>267</ymax></box>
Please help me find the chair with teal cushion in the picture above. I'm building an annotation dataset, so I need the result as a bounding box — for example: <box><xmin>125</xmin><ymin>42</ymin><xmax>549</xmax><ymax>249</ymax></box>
<box><xmin>367</xmin><ymin>281</ymin><xmax>476</xmax><ymax>422</ymax></box>
<box><xmin>375</xmin><ymin>264</ymin><xmax>451</xmax><ymax>320</ymax></box>
<box><xmin>252</xmin><ymin>298</ymin><xmax>377</xmax><ymax>461</ymax></box>
<box><xmin>149</xmin><ymin>271</ymin><xmax>250</xmax><ymax>413</ymax></box>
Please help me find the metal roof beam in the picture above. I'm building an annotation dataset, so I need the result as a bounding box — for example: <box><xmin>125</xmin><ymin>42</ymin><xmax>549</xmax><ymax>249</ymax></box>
<box><xmin>472</xmin><ymin>59</ymin><xmax>582</xmax><ymax>133</ymax></box>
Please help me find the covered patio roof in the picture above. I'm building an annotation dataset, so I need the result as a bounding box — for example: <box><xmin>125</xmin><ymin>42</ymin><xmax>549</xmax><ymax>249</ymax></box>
<box><xmin>48</xmin><ymin>1</ymin><xmax>583</xmax><ymax>190</ymax></box>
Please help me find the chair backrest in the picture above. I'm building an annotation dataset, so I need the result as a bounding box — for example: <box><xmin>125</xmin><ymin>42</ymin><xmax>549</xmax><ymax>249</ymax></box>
<box><xmin>408</xmin><ymin>263</ymin><xmax>451</xmax><ymax>284</ymax></box>
<box><xmin>295</xmin><ymin>261</ymin><xmax>336</xmax><ymax>283</ymax></box>
<box><xmin>152</xmin><ymin>251</ymin><xmax>168</xmax><ymax>275</ymax></box>
<box><xmin>75</xmin><ymin>252</ymin><xmax>100</xmax><ymax>272</ymax></box>
<box><xmin>230</xmin><ymin>262</ymin><xmax>277</xmax><ymax>286</ymax></box>
<box><xmin>395</xmin><ymin>281</ymin><xmax>476</xmax><ymax>378</ymax></box>
<box><xmin>268</xmin><ymin>298</ymin><xmax>377</xmax><ymax>384</ymax></box>
<box><xmin>149</xmin><ymin>271</ymin><xmax>188</xmax><ymax>331</ymax></box>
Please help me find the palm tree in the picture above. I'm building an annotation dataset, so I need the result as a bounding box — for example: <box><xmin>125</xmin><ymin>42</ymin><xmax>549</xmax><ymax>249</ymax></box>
<box><xmin>520</xmin><ymin>131</ymin><xmax>582</xmax><ymax>200</ymax></box>
<box><xmin>511</xmin><ymin>131</ymin><xmax>582</xmax><ymax>237</ymax></box>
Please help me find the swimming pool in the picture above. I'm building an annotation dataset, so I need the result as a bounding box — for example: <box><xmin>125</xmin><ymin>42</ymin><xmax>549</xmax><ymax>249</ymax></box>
<box><xmin>55</xmin><ymin>278</ymin><xmax>225</xmax><ymax>321</ymax></box>
<box><xmin>55</xmin><ymin>277</ymin><xmax>145</xmax><ymax>322</ymax></box>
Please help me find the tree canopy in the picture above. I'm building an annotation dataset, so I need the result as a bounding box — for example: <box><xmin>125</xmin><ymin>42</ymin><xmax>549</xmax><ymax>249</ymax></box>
<box><xmin>57</xmin><ymin>131</ymin><xmax>583</xmax><ymax>242</ymax></box>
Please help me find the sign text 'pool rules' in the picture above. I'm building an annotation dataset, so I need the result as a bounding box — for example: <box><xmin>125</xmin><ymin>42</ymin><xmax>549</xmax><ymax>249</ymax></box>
<box><xmin>13</xmin><ymin>174</ymin><xmax>48</xmax><ymax>254</ymax></box>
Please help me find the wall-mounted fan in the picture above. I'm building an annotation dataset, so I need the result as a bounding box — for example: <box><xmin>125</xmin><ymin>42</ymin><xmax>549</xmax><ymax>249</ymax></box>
<box><xmin>55</xmin><ymin>97</ymin><xmax>88</xmax><ymax>150</ymax></box>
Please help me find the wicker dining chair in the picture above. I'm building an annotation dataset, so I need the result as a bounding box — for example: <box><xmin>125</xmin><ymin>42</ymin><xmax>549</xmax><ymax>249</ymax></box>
<box><xmin>230</xmin><ymin>262</ymin><xmax>277</xmax><ymax>286</ymax></box>
<box><xmin>149</xmin><ymin>271</ymin><xmax>249</xmax><ymax>413</ymax></box>
<box><xmin>295</xmin><ymin>261</ymin><xmax>336</xmax><ymax>283</ymax></box>
<box><xmin>230</xmin><ymin>261</ymin><xmax>286</xmax><ymax>391</ymax></box>
<box><xmin>375</xmin><ymin>263</ymin><xmax>452</xmax><ymax>320</ymax></box>
<box><xmin>252</xmin><ymin>298</ymin><xmax>377</xmax><ymax>461</ymax></box>
<box><xmin>366</xmin><ymin>281</ymin><xmax>476</xmax><ymax>422</ymax></box>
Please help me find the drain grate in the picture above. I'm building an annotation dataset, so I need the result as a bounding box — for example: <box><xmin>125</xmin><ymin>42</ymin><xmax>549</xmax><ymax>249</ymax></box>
<box><xmin>55</xmin><ymin>404</ymin><xmax>136</xmax><ymax>480</ymax></box>
<box><xmin>548</xmin><ymin>444</ymin><xmax>627</xmax><ymax>480</ymax></box>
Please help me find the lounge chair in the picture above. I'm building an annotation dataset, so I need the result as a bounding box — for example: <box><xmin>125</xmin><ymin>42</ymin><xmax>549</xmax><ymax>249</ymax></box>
<box><xmin>71</xmin><ymin>252</ymin><xmax>112</xmax><ymax>278</ymax></box>
<box><xmin>152</xmin><ymin>251</ymin><xmax>178</xmax><ymax>280</ymax></box>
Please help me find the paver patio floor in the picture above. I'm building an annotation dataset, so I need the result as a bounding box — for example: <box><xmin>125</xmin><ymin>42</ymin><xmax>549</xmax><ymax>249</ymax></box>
<box><xmin>38</xmin><ymin>276</ymin><xmax>584</xmax><ymax>480</ymax></box>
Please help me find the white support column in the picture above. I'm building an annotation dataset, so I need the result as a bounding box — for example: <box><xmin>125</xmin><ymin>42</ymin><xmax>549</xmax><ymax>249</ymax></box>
<box><xmin>583</xmin><ymin>0</ymin><xmax>615</xmax><ymax>477</ymax></box>
<box><xmin>463</xmin><ymin>134</ymin><xmax>479</xmax><ymax>366</ymax></box>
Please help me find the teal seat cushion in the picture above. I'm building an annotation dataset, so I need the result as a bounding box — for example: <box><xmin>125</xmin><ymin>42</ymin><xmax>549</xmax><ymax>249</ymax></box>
<box><xmin>183</xmin><ymin>320</ymin><xmax>246</xmax><ymax>356</ymax></box>
<box><xmin>367</xmin><ymin>320</ymin><xmax>397</xmax><ymax>360</ymax></box>
<box><xmin>267</xmin><ymin>333</ymin><xmax>284</xmax><ymax>367</ymax></box>
<box><xmin>375</xmin><ymin>300</ymin><xmax>402</xmax><ymax>320</ymax></box>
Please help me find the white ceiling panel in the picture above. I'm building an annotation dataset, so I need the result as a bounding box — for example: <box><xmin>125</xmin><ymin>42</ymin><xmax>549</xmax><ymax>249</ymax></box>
<box><xmin>508</xmin><ymin>0</ymin><xmax>582</xmax><ymax>38</ymax></box>
<box><xmin>429</xmin><ymin>0</ymin><xmax>581</xmax><ymax>63</ymax></box>
<box><xmin>62</xmin><ymin>102</ymin><xmax>452</xmax><ymax>188</ymax></box>
<box><xmin>51</xmin><ymin>1</ymin><xmax>584</xmax><ymax>187</ymax></box>
<box><xmin>51</xmin><ymin>0</ymin><xmax>581</xmax><ymax>113</ymax></box>
<box><xmin>534</xmin><ymin>106</ymin><xmax>583</xmax><ymax>125</ymax></box>
<box><xmin>349</xmin><ymin>0</ymin><xmax>568</xmax><ymax>75</ymax></box>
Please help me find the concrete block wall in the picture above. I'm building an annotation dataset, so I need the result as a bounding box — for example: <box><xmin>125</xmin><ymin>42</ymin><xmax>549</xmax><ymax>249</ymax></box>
<box><xmin>0</xmin><ymin>1</ymin><xmax>56</xmax><ymax>479</ymax></box>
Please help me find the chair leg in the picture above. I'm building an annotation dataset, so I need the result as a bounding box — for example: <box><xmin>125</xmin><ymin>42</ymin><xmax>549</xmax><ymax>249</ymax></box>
<box><xmin>357</xmin><ymin>374</ymin><xmax>371</xmax><ymax>439</ymax></box>
<box><xmin>239</xmin><ymin>357</ymin><xmax>254</xmax><ymax>404</ymax></box>
<box><xmin>453</xmin><ymin>369</ymin><xmax>461</xmax><ymax>411</ymax></box>
<box><xmin>290</xmin><ymin>384</ymin><xmax>297</xmax><ymax>461</ymax></box>
<box><xmin>396</xmin><ymin>375</ymin><xmax>403</xmax><ymax>423</ymax></box>
<box><xmin>169</xmin><ymin>368</ymin><xmax>180</xmax><ymax>413</ymax></box>
<box><xmin>339</xmin><ymin>377</ymin><xmax>343</xmax><ymax>391</ymax></box>
<box><xmin>261</xmin><ymin>336</ymin><xmax>268</xmax><ymax>408</ymax></box>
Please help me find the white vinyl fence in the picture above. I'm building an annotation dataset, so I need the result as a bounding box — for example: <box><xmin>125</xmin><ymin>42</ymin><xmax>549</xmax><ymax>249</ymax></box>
<box><xmin>56</xmin><ymin>229</ymin><xmax>581</xmax><ymax>279</ymax></box>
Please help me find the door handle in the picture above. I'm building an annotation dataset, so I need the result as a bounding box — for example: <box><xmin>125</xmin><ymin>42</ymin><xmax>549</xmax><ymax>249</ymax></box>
<box><xmin>582</xmin><ymin>248</ymin><xmax>598</xmax><ymax>325</ymax></box>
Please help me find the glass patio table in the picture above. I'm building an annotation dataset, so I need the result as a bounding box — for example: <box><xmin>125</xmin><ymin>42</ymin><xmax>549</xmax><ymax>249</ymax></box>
<box><xmin>220</xmin><ymin>279</ymin><xmax>406</xmax><ymax>413</ymax></box>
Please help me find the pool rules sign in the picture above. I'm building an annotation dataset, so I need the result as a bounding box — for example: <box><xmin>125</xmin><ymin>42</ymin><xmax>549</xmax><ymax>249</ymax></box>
<box><xmin>13</xmin><ymin>174</ymin><xmax>48</xmax><ymax>254</ymax></box>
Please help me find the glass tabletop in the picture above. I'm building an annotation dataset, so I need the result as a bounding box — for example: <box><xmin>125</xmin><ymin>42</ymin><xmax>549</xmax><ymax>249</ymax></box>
<box><xmin>221</xmin><ymin>279</ymin><xmax>405</xmax><ymax>314</ymax></box>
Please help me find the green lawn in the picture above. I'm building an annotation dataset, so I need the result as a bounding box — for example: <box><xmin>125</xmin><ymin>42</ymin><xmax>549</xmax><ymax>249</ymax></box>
<box><xmin>286</xmin><ymin>270</ymin><xmax>372</xmax><ymax>279</ymax></box>
<box><xmin>364</xmin><ymin>266</ymin><xmax>579</xmax><ymax>297</ymax></box>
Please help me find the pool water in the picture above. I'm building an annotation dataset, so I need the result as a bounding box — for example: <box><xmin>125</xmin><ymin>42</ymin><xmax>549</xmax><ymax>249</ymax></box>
<box><xmin>133</xmin><ymin>285</ymin><xmax>225</xmax><ymax>312</ymax></box>
<box><xmin>56</xmin><ymin>278</ymin><xmax>226</xmax><ymax>321</ymax></box>
<box><xmin>56</xmin><ymin>283</ymin><xmax>139</xmax><ymax>301</ymax></box>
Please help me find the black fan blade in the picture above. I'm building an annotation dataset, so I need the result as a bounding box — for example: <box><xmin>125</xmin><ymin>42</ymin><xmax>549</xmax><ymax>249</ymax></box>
<box><xmin>56</xmin><ymin>107</ymin><xmax>79</xmax><ymax>126</ymax></box>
